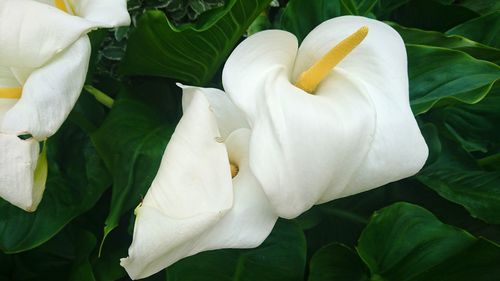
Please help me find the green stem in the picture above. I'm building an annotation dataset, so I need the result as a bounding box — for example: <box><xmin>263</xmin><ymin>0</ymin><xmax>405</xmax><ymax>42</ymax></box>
<box><xmin>478</xmin><ymin>153</ymin><xmax>500</xmax><ymax>167</ymax></box>
<box><xmin>84</xmin><ymin>85</ymin><xmax>114</xmax><ymax>109</ymax></box>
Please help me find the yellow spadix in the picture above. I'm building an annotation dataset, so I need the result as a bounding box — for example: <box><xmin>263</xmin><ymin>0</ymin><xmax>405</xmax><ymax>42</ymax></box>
<box><xmin>295</xmin><ymin>26</ymin><xmax>369</xmax><ymax>94</ymax></box>
<box><xmin>0</xmin><ymin>88</ymin><xmax>22</xmax><ymax>99</ymax></box>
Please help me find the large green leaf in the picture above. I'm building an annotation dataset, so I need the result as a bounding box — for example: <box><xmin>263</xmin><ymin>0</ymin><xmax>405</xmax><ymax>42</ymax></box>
<box><xmin>308</xmin><ymin>243</ymin><xmax>369</xmax><ymax>281</ymax></box>
<box><xmin>279</xmin><ymin>0</ymin><xmax>378</xmax><ymax>43</ymax></box>
<box><xmin>391</xmin><ymin>23</ymin><xmax>500</xmax><ymax>64</ymax></box>
<box><xmin>91</xmin><ymin>221</ymin><xmax>131</xmax><ymax>281</ymax></box>
<box><xmin>456</xmin><ymin>0</ymin><xmax>500</xmax><ymax>15</ymax></box>
<box><xmin>305</xmin><ymin>203</ymin><xmax>500</xmax><ymax>280</ymax></box>
<box><xmin>372</xmin><ymin>0</ymin><xmax>410</xmax><ymax>19</ymax></box>
<box><xmin>120</xmin><ymin>0</ymin><xmax>272</xmax><ymax>85</ymax></box>
<box><xmin>91</xmin><ymin>78</ymin><xmax>180</xmax><ymax>245</ymax></box>
<box><xmin>375</xmin><ymin>0</ymin><xmax>495</xmax><ymax>24</ymax></box>
<box><xmin>357</xmin><ymin>202</ymin><xmax>500</xmax><ymax>281</ymax></box>
<box><xmin>386</xmin><ymin>0</ymin><xmax>478</xmax><ymax>32</ymax></box>
<box><xmin>447</xmin><ymin>11</ymin><xmax>500</xmax><ymax>49</ymax></box>
<box><xmin>407</xmin><ymin>44</ymin><xmax>500</xmax><ymax>114</ymax></box>
<box><xmin>67</xmin><ymin>231</ymin><xmax>97</xmax><ymax>281</ymax></box>
<box><xmin>166</xmin><ymin>220</ymin><xmax>306</xmax><ymax>281</ymax></box>
<box><xmin>280</xmin><ymin>0</ymin><xmax>341</xmax><ymax>42</ymax></box>
<box><xmin>358</xmin><ymin>202</ymin><xmax>474</xmax><ymax>279</ymax></box>
<box><xmin>0</xmin><ymin>123</ymin><xmax>111</xmax><ymax>253</ymax></box>
<box><xmin>339</xmin><ymin>0</ymin><xmax>377</xmax><ymax>16</ymax></box>
<box><xmin>428</xmin><ymin>86</ymin><xmax>500</xmax><ymax>153</ymax></box>
<box><xmin>417</xmin><ymin>127</ymin><xmax>500</xmax><ymax>224</ymax></box>
<box><xmin>0</xmin><ymin>227</ymin><xmax>97</xmax><ymax>281</ymax></box>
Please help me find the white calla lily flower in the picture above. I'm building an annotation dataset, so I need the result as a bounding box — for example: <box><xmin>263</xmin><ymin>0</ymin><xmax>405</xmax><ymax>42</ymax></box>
<box><xmin>120</xmin><ymin>86</ymin><xmax>278</xmax><ymax>280</ymax></box>
<box><xmin>0</xmin><ymin>0</ymin><xmax>130</xmax><ymax>211</ymax></box>
<box><xmin>223</xmin><ymin>16</ymin><xmax>429</xmax><ymax>219</ymax></box>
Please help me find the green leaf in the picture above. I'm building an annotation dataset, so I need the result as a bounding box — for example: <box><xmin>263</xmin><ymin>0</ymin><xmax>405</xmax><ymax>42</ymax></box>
<box><xmin>306</xmin><ymin>203</ymin><xmax>500</xmax><ymax>280</ymax></box>
<box><xmin>447</xmin><ymin>11</ymin><xmax>500</xmax><ymax>49</ymax></box>
<box><xmin>120</xmin><ymin>0</ymin><xmax>272</xmax><ymax>85</ymax></box>
<box><xmin>186</xmin><ymin>0</ymin><xmax>226</xmax><ymax>22</ymax></box>
<box><xmin>91</xmin><ymin>223</ymin><xmax>130</xmax><ymax>281</ymax></box>
<box><xmin>390</xmin><ymin>22</ymin><xmax>500</xmax><ymax>64</ymax></box>
<box><xmin>0</xmin><ymin>123</ymin><xmax>111</xmax><ymax>253</ymax></box>
<box><xmin>340</xmin><ymin>0</ymin><xmax>377</xmax><ymax>16</ymax></box>
<box><xmin>456</xmin><ymin>0</ymin><xmax>500</xmax><ymax>15</ymax></box>
<box><xmin>433</xmin><ymin>0</ymin><xmax>454</xmax><ymax>4</ymax></box>
<box><xmin>357</xmin><ymin>202</ymin><xmax>500</xmax><ymax>280</ymax></box>
<box><xmin>166</xmin><ymin>220</ymin><xmax>306</xmax><ymax>281</ymax></box>
<box><xmin>280</xmin><ymin>0</ymin><xmax>377</xmax><ymax>43</ymax></box>
<box><xmin>340</xmin><ymin>0</ymin><xmax>359</xmax><ymax>15</ymax></box>
<box><xmin>358</xmin><ymin>202</ymin><xmax>474</xmax><ymax>279</ymax></box>
<box><xmin>67</xmin><ymin>232</ymin><xmax>97</xmax><ymax>281</ymax></box>
<box><xmin>0</xmin><ymin>227</ymin><xmax>98</xmax><ymax>281</ymax></box>
<box><xmin>419</xmin><ymin>122</ymin><xmax>442</xmax><ymax>165</ymax></box>
<box><xmin>247</xmin><ymin>12</ymin><xmax>271</xmax><ymax>36</ymax></box>
<box><xmin>356</xmin><ymin>0</ymin><xmax>378</xmax><ymax>16</ymax></box>
<box><xmin>373</xmin><ymin>0</ymin><xmax>410</xmax><ymax>19</ymax></box>
<box><xmin>429</xmin><ymin>86</ymin><xmax>500</xmax><ymax>153</ymax></box>
<box><xmin>407</xmin><ymin>45</ymin><xmax>500</xmax><ymax>114</ymax></box>
<box><xmin>91</xmin><ymin>78</ymin><xmax>180</xmax><ymax>246</ymax></box>
<box><xmin>417</xmin><ymin>131</ymin><xmax>500</xmax><ymax>224</ymax></box>
<box><xmin>387</xmin><ymin>0</ymin><xmax>478</xmax><ymax>32</ymax></box>
<box><xmin>280</xmin><ymin>0</ymin><xmax>341</xmax><ymax>42</ymax></box>
<box><xmin>410</xmin><ymin>239</ymin><xmax>500</xmax><ymax>281</ymax></box>
<box><xmin>308</xmin><ymin>243</ymin><xmax>369</xmax><ymax>281</ymax></box>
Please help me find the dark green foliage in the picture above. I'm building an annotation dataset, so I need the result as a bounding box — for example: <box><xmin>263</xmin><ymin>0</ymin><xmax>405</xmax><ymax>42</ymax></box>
<box><xmin>167</xmin><ymin>221</ymin><xmax>307</xmax><ymax>281</ymax></box>
<box><xmin>120</xmin><ymin>0</ymin><xmax>273</xmax><ymax>85</ymax></box>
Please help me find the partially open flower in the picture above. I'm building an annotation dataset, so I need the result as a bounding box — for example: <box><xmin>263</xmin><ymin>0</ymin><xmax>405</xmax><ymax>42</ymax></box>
<box><xmin>223</xmin><ymin>16</ymin><xmax>429</xmax><ymax>219</ymax></box>
<box><xmin>0</xmin><ymin>0</ymin><xmax>130</xmax><ymax>211</ymax></box>
<box><xmin>120</xmin><ymin>86</ymin><xmax>277</xmax><ymax>280</ymax></box>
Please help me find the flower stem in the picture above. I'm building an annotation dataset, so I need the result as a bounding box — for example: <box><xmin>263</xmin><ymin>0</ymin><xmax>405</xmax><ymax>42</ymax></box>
<box><xmin>478</xmin><ymin>153</ymin><xmax>500</xmax><ymax>168</ymax></box>
<box><xmin>84</xmin><ymin>85</ymin><xmax>114</xmax><ymax>109</ymax></box>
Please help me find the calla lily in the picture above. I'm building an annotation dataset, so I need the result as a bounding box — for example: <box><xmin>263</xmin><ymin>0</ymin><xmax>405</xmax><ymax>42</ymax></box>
<box><xmin>223</xmin><ymin>16</ymin><xmax>429</xmax><ymax>219</ymax></box>
<box><xmin>120</xmin><ymin>86</ymin><xmax>278</xmax><ymax>280</ymax></box>
<box><xmin>0</xmin><ymin>0</ymin><xmax>130</xmax><ymax>211</ymax></box>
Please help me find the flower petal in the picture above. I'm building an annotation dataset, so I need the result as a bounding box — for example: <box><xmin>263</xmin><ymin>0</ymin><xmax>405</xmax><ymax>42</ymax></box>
<box><xmin>179</xmin><ymin>84</ymin><xmax>249</xmax><ymax>139</ymax></box>
<box><xmin>198</xmin><ymin>128</ymin><xmax>277</xmax><ymax>250</ymax></box>
<box><xmin>71</xmin><ymin>0</ymin><xmax>131</xmax><ymax>27</ymax></box>
<box><xmin>1</xmin><ymin>36</ymin><xmax>91</xmax><ymax>140</ymax></box>
<box><xmin>0</xmin><ymin>66</ymin><xmax>20</xmax><ymax>122</ymax></box>
<box><xmin>223</xmin><ymin>30</ymin><xmax>298</xmax><ymax>121</ymax></box>
<box><xmin>9</xmin><ymin>67</ymin><xmax>34</xmax><ymax>86</ymax></box>
<box><xmin>294</xmin><ymin>16</ymin><xmax>428</xmax><ymax>200</ymax></box>
<box><xmin>0</xmin><ymin>66</ymin><xmax>21</xmax><ymax>88</ymax></box>
<box><xmin>121</xmin><ymin>87</ymin><xmax>234</xmax><ymax>278</ymax></box>
<box><xmin>143</xmin><ymin>88</ymin><xmax>233</xmax><ymax>217</ymax></box>
<box><xmin>0</xmin><ymin>134</ymin><xmax>41</xmax><ymax>211</ymax></box>
<box><xmin>121</xmin><ymin>89</ymin><xmax>277</xmax><ymax>279</ymax></box>
<box><xmin>31</xmin><ymin>142</ymin><xmax>48</xmax><ymax>211</ymax></box>
<box><xmin>246</xmin><ymin>67</ymin><xmax>376</xmax><ymax>218</ymax></box>
<box><xmin>0</xmin><ymin>0</ymin><xmax>93</xmax><ymax>68</ymax></box>
<box><xmin>0</xmin><ymin>99</ymin><xmax>16</xmax><ymax>123</ymax></box>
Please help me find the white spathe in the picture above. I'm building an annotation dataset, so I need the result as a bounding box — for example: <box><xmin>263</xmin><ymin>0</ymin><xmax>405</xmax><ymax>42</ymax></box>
<box><xmin>0</xmin><ymin>134</ymin><xmax>40</xmax><ymax>211</ymax></box>
<box><xmin>0</xmin><ymin>0</ymin><xmax>130</xmax><ymax>211</ymax></box>
<box><xmin>223</xmin><ymin>16</ymin><xmax>429</xmax><ymax>219</ymax></box>
<box><xmin>0</xmin><ymin>0</ymin><xmax>130</xmax><ymax>68</ymax></box>
<box><xmin>120</xmin><ymin>86</ymin><xmax>277</xmax><ymax>280</ymax></box>
<box><xmin>2</xmin><ymin>36</ymin><xmax>91</xmax><ymax>139</ymax></box>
